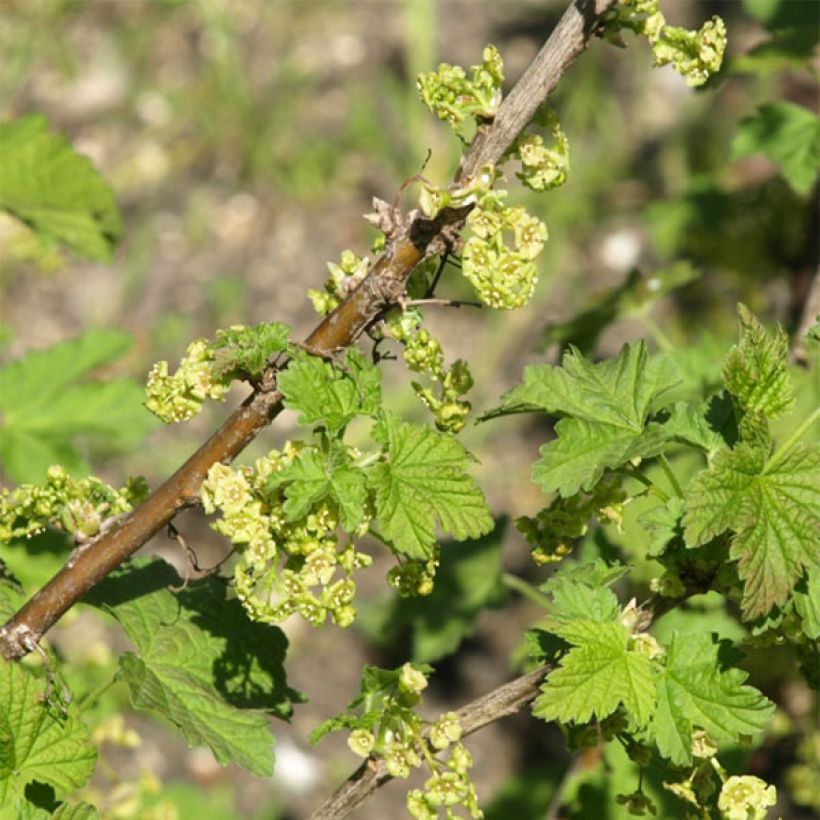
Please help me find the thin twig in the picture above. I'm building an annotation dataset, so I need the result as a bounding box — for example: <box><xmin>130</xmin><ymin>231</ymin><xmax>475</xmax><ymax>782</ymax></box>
<box><xmin>311</xmin><ymin>574</ymin><xmax>702</xmax><ymax>820</ymax></box>
<box><xmin>309</xmin><ymin>667</ymin><xmax>550</xmax><ymax>820</ymax></box>
<box><xmin>0</xmin><ymin>0</ymin><xmax>617</xmax><ymax>661</ymax></box>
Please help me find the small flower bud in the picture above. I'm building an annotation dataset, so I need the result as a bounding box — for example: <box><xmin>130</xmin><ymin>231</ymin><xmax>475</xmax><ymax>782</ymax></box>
<box><xmin>399</xmin><ymin>663</ymin><xmax>429</xmax><ymax>696</ymax></box>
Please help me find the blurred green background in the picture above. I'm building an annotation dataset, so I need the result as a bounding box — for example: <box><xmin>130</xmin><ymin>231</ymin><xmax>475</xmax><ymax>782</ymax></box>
<box><xmin>0</xmin><ymin>0</ymin><xmax>817</xmax><ymax>818</ymax></box>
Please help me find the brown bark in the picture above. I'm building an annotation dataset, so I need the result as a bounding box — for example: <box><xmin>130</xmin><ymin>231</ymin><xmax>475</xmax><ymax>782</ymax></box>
<box><xmin>0</xmin><ymin>0</ymin><xmax>617</xmax><ymax>660</ymax></box>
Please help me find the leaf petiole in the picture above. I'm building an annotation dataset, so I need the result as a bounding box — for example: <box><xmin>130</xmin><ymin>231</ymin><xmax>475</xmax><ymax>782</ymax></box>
<box><xmin>77</xmin><ymin>671</ymin><xmax>119</xmax><ymax>713</ymax></box>
<box><xmin>658</xmin><ymin>454</ymin><xmax>685</xmax><ymax>498</ymax></box>
<box><xmin>621</xmin><ymin>465</ymin><xmax>670</xmax><ymax>503</ymax></box>
<box><xmin>502</xmin><ymin>573</ymin><xmax>552</xmax><ymax>609</ymax></box>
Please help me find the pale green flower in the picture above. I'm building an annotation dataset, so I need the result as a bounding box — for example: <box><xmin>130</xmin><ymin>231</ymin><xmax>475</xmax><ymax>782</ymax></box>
<box><xmin>424</xmin><ymin>771</ymin><xmax>468</xmax><ymax>807</ymax></box>
<box><xmin>448</xmin><ymin>741</ymin><xmax>473</xmax><ymax>775</ymax></box>
<box><xmin>399</xmin><ymin>663</ymin><xmax>429</xmax><ymax>695</ymax></box>
<box><xmin>347</xmin><ymin>728</ymin><xmax>375</xmax><ymax>758</ymax></box>
<box><xmin>385</xmin><ymin>743</ymin><xmax>415</xmax><ymax>779</ymax></box>
<box><xmin>407</xmin><ymin>789</ymin><xmax>436</xmax><ymax>820</ymax></box>
<box><xmin>430</xmin><ymin>712</ymin><xmax>463</xmax><ymax>750</ymax></box>
<box><xmin>717</xmin><ymin>775</ymin><xmax>776</xmax><ymax>820</ymax></box>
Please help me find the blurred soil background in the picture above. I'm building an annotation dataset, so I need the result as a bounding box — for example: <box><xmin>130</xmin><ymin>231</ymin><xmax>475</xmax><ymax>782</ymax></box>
<box><xmin>0</xmin><ymin>0</ymin><xmax>817</xmax><ymax>818</ymax></box>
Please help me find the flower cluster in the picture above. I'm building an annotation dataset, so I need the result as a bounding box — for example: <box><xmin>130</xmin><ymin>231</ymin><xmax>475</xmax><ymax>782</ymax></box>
<box><xmin>145</xmin><ymin>322</ymin><xmax>291</xmax><ymax>423</ymax></box>
<box><xmin>608</xmin><ymin>0</ymin><xmax>726</xmax><ymax>87</ymax></box>
<box><xmin>390</xmin><ymin>309</ymin><xmax>445</xmax><ymax>376</ymax></box>
<box><xmin>461</xmin><ymin>189</ymin><xmax>547</xmax><ymax>310</ymax></box>
<box><xmin>417</xmin><ymin>45</ymin><xmax>503</xmax><ymax>137</ymax></box>
<box><xmin>200</xmin><ymin>447</ymin><xmax>372</xmax><ymax>628</ymax></box>
<box><xmin>0</xmin><ymin>465</ymin><xmax>148</xmax><ymax>544</ymax></box>
<box><xmin>512</xmin><ymin>106</ymin><xmax>570</xmax><ymax>192</ymax></box>
<box><xmin>615</xmin><ymin>789</ymin><xmax>657</xmax><ymax>816</ymax></box>
<box><xmin>516</xmin><ymin>479</ymin><xmax>626</xmax><ymax>565</ymax></box>
<box><xmin>308</xmin><ymin>248</ymin><xmax>370</xmax><ymax>316</ymax></box>
<box><xmin>717</xmin><ymin>776</ymin><xmax>777</xmax><ymax>820</ymax></box>
<box><xmin>386</xmin><ymin>309</ymin><xmax>474</xmax><ymax>433</ymax></box>
<box><xmin>388</xmin><ymin>557</ymin><xmax>439</xmax><ymax>597</ymax></box>
<box><xmin>663</xmin><ymin>734</ymin><xmax>777</xmax><ymax>819</ymax></box>
<box><xmin>413</xmin><ymin>359</ymin><xmax>474</xmax><ymax>435</ymax></box>
<box><xmin>315</xmin><ymin>664</ymin><xmax>482</xmax><ymax>819</ymax></box>
<box><xmin>145</xmin><ymin>338</ymin><xmax>227</xmax><ymax>423</ymax></box>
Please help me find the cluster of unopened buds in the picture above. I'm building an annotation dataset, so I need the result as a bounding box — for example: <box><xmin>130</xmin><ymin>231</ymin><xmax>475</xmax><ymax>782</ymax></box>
<box><xmin>0</xmin><ymin>465</ymin><xmax>147</xmax><ymax>544</ymax></box>
<box><xmin>342</xmin><ymin>665</ymin><xmax>483</xmax><ymax>819</ymax></box>
<box><xmin>386</xmin><ymin>309</ymin><xmax>474</xmax><ymax>434</ymax></box>
<box><xmin>417</xmin><ymin>45</ymin><xmax>503</xmax><ymax>137</ymax></box>
<box><xmin>388</xmin><ymin>557</ymin><xmax>439</xmax><ymax>597</ymax></box>
<box><xmin>200</xmin><ymin>446</ymin><xmax>372</xmax><ymax>628</ymax></box>
<box><xmin>308</xmin><ymin>249</ymin><xmax>369</xmax><ymax>316</ymax></box>
<box><xmin>607</xmin><ymin>0</ymin><xmax>726</xmax><ymax>87</ymax></box>
<box><xmin>516</xmin><ymin>480</ymin><xmax>626</xmax><ymax>565</ymax></box>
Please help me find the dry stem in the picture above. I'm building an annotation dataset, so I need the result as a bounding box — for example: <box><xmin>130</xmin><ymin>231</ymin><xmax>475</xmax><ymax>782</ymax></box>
<box><xmin>0</xmin><ymin>0</ymin><xmax>617</xmax><ymax>660</ymax></box>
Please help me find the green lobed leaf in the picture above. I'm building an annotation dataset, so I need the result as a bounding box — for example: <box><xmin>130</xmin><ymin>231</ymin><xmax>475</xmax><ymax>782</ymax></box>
<box><xmin>731</xmin><ymin>102</ymin><xmax>820</xmax><ymax>194</ymax></box>
<box><xmin>684</xmin><ymin>442</ymin><xmax>820</xmax><ymax>619</ymax></box>
<box><xmin>541</xmin><ymin>558</ymin><xmax>629</xmax><ymax>592</ymax></box>
<box><xmin>659</xmin><ymin>393</ymin><xmax>737</xmax><ymax>457</ymax></box>
<box><xmin>367</xmin><ymin>413</ymin><xmax>493</xmax><ymax>559</ymax></box>
<box><xmin>485</xmin><ymin>342</ymin><xmax>679</xmax><ymax>496</ymax></box>
<box><xmin>0</xmin><ymin>330</ymin><xmax>156</xmax><ymax>483</ymax></box>
<box><xmin>209</xmin><ymin>321</ymin><xmax>291</xmax><ymax>381</ymax></box>
<box><xmin>53</xmin><ymin>804</ymin><xmax>99</xmax><ymax>819</ymax></box>
<box><xmin>5</xmin><ymin>801</ymin><xmax>101</xmax><ymax>820</ymax></box>
<box><xmin>639</xmin><ymin>497</ymin><xmax>686</xmax><ymax>557</ymax></box>
<box><xmin>793</xmin><ymin>566</ymin><xmax>820</xmax><ymax>640</ymax></box>
<box><xmin>489</xmin><ymin>341</ymin><xmax>679</xmax><ymax>422</ymax></box>
<box><xmin>533</xmin><ymin>418</ymin><xmax>669</xmax><ymax>497</ymax></box>
<box><xmin>0</xmin><ymin>660</ymin><xmax>96</xmax><ymax>805</ymax></box>
<box><xmin>543</xmin><ymin>582</ymin><xmax>621</xmax><ymax>626</ymax></box>
<box><xmin>652</xmin><ymin>632</ymin><xmax>774</xmax><ymax>766</ymax></box>
<box><xmin>0</xmin><ymin>115</ymin><xmax>121</xmax><ymax>260</ymax></box>
<box><xmin>271</xmin><ymin>443</ymin><xmax>367</xmax><ymax>532</ymax></box>
<box><xmin>723</xmin><ymin>305</ymin><xmax>794</xmax><ymax>420</ymax></box>
<box><xmin>279</xmin><ymin>348</ymin><xmax>381</xmax><ymax>435</ymax></box>
<box><xmin>533</xmin><ymin>621</ymin><xmax>656</xmax><ymax>727</ymax></box>
<box><xmin>0</xmin><ymin>798</ymin><xmax>50</xmax><ymax>820</ymax></box>
<box><xmin>85</xmin><ymin>559</ymin><xmax>302</xmax><ymax>776</ymax></box>
<box><xmin>652</xmin><ymin>592</ymin><xmax>748</xmax><ymax>646</ymax></box>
